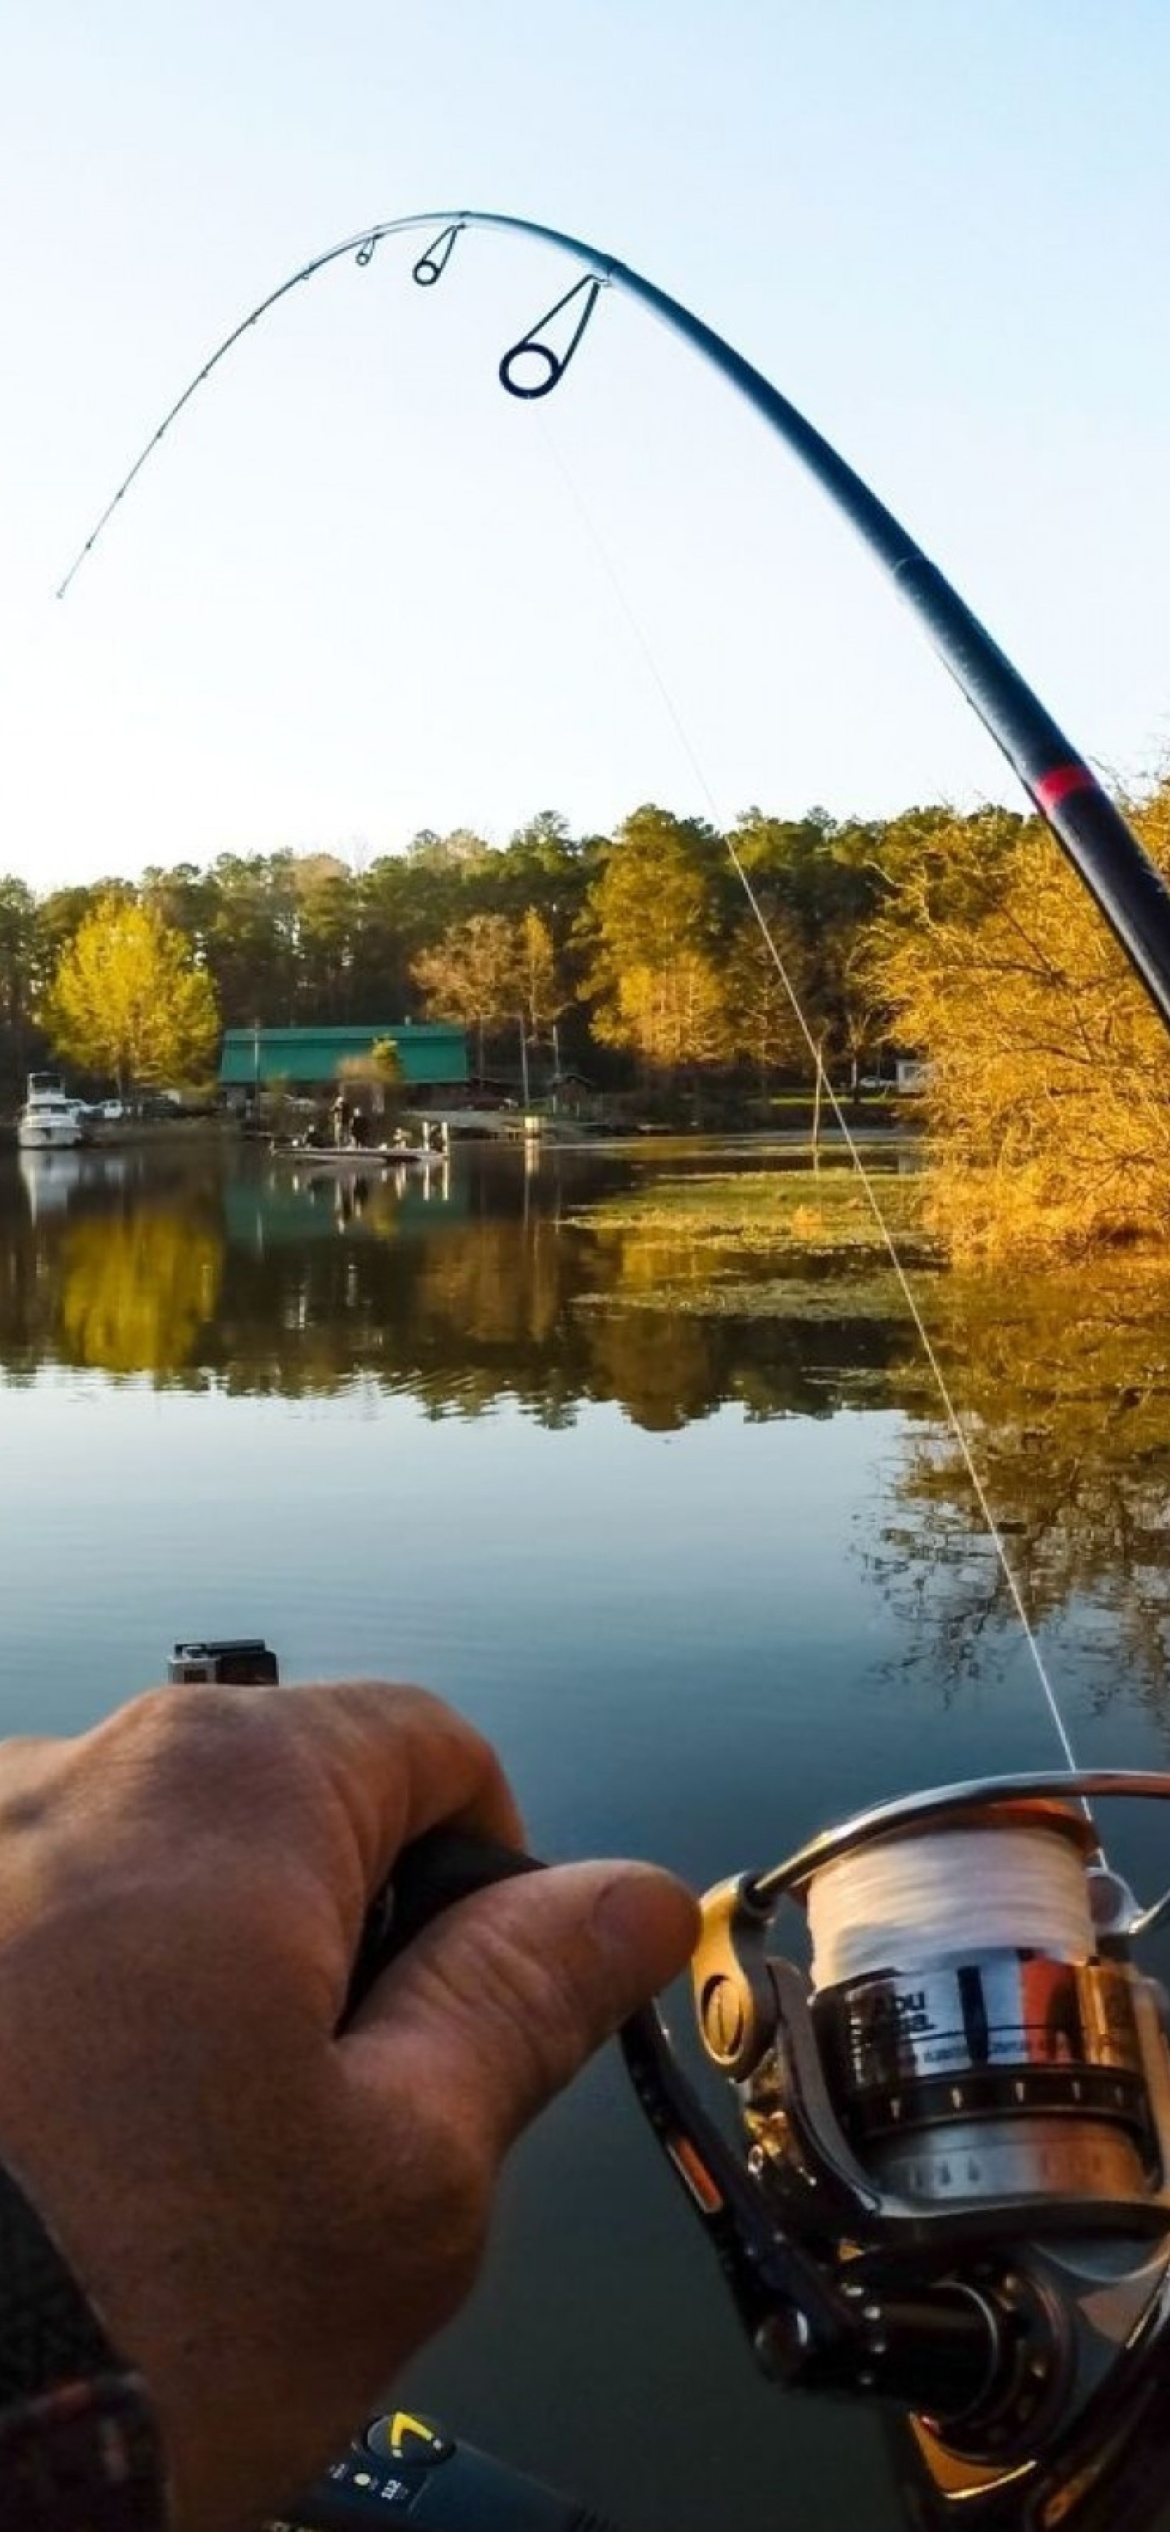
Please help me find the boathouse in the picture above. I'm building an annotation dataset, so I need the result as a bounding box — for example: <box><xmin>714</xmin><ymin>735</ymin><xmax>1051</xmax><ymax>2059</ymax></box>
<box><xmin>218</xmin><ymin>1023</ymin><xmax>468</xmax><ymax>1107</ymax></box>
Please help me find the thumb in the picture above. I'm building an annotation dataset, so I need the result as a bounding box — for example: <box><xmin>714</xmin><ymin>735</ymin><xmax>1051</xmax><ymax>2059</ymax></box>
<box><xmin>349</xmin><ymin>1859</ymin><xmax>699</xmax><ymax>2159</ymax></box>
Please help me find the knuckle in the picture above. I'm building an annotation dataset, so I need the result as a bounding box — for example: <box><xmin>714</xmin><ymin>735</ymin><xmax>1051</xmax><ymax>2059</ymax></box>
<box><xmin>0</xmin><ymin>1736</ymin><xmax>59</xmax><ymax>1835</ymax></box>
<box><xmin>109</xmin><ymin>1682</ymin><xmax>253</xmax><ymax>1746</ymax></box>
<box><xmin>95</xmin><ymin>1684</ymin><xmax>298</xmax><ymax>1807</ymax></box>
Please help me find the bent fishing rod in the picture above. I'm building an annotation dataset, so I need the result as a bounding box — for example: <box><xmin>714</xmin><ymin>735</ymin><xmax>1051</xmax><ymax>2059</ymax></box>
<box><xmin>73</xmin><ymin>213</ymin><xmax>1170</xmax><ymax>2530</ymax></box>
<box><xmin>60</xmin><ymin>203</ymin><xmax>1170</xmax><ymax>1041</ymax></box>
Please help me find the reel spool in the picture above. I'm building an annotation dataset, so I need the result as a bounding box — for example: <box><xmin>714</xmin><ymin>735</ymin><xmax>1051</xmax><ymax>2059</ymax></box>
<box><xmin>625</xmin><ymin>1771</ymin><xmax>1170</xmax><ymax>2529</ymax></box>
<box><xmin>805</xmin><ymin>1805</ymin><xmax>1147</xmax><ymax>2214</ymax></box>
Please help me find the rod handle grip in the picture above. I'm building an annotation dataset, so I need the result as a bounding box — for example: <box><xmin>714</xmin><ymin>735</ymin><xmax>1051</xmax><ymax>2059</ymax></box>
<box><xmin>347</xmin><ymin>1831</ymin><xmax>544</xmax><ymax>2012</ymax></box>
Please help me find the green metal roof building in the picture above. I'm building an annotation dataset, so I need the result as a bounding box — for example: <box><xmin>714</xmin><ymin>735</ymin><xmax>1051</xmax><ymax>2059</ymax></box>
<box><xmin>219</xmin><ymin>1023</ymin><xmax>468</xmax><ymax>1095</ymax></box>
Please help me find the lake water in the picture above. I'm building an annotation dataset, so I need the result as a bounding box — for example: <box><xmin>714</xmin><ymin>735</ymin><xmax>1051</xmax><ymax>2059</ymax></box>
<box><xmin>3</xmin><ymin>1137</ymin><xmax>1170</xmax><ymax>2531</ymax></box>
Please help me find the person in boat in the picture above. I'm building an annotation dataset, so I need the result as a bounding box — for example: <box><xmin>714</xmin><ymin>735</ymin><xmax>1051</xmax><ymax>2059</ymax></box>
<box><xmin>0</xmin><ymin>1682</ymin><xmax>695</xmax><ymax>2530</ymax></box>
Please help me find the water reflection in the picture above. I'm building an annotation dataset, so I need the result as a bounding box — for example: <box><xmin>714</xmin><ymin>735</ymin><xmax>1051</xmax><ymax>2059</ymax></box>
<box><xmin>880</xmin><ymin>1265</ymin><xmax>1170</xmax><ymax>1715</ymax></box>
<box><xmin>6</xmin><ymin>1146</ymin><xmax>1170</xmax><ymax>1706</ymax></box>
<box><xmin>20</xmin><ymin>1150</ymin><xmax>125</xmax><ymax>1220</ymax></box>
<box><xmin>0</xmin><ymin>1146</ymin><xmax>913</xmax><ymax>1425</ymax></box>
<box><xmin>5</xmin><ymin>1143</ymin><xmax>1170</xmax><ymax>2528</ymax></box>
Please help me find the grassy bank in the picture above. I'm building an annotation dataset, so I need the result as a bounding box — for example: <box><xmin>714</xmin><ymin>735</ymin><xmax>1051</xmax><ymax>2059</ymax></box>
<box><xmin>569</xmin><ymin>1167</ymin><xmax>939</xmax><ymax>1321</ymax></box>
<box><xmin>571</xmin><ymin>1166</ymin><xmax>931</xmax><ymax>1252</ymax></box>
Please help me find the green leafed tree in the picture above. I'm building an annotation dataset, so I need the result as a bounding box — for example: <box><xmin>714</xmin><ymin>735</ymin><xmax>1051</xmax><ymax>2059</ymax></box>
<box><xmin>723</xmin><ymin>913</ymin><xmax>815</xmax><ymax>1090</ymax></box>
<box><xmin>0</xmin><ymin>877</ymin><xmax>39</xmax><ymax>1091</ymax></box>
<box><xmin>43</xmin><ymin>894</ymin><xmax>220</xmax><ymax>1096</ymax></box>
<box><xmin>337</xmin><ymin>1037</ymin><xmax>409</xmax><ymax>1125</ymax></box>
<box><xmin>581</xmin><ymin>805</ymin><xmax>733</xmax><ymax>1077</ymax></box>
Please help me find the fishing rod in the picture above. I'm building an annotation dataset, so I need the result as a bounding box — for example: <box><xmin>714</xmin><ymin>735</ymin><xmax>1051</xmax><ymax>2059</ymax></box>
<box><xmin>72</xmin><ymin>213</ymin><xmax>1170</xmax><ymax>2529</ymax></box>
<box><xmin>59</xmin><ymin>204</ymin><xmax>1170</xmax><ymax>1041</ymax></box>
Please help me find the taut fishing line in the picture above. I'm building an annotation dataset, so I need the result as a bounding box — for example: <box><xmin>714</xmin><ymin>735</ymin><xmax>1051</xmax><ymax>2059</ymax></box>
<box><xmin>538</xmin><ymin>407</ymin><xmax>1079</xmax><ymax>1774</ymax></box>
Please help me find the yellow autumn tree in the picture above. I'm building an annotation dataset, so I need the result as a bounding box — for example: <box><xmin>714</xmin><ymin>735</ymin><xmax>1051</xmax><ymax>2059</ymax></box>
<box><xmin>870</xmin><ymin>789</ymin><xmax>1170</xmax><ymax>1260</ymax></box>
<box><xmin>43</xmin><ymin>893</ymin><xmax>220</xmax><ymax>1094</ymax></box>
<box><xmin>412</xmin><ymin>913</ymin><xmax>521</xmax><ymax>1077</ymax></box>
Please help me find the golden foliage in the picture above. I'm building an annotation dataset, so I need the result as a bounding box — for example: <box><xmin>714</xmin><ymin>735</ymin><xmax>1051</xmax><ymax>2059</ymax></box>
<box><xmin>43</xmin><ymin>893</ymin><xmax>219</xmax><ymax>1090</ymax></box>
<box><xmin>871</xmin><ymin>789</ymin><xmax>1170</xmax><ymax>1260</ymax></box>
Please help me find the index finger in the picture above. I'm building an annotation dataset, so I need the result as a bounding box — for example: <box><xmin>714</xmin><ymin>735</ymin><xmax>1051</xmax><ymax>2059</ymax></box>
<box><xmin>277</xmin><ymin>1680</ymin><xmax>526</xmax><ymax>1899</ymax></box>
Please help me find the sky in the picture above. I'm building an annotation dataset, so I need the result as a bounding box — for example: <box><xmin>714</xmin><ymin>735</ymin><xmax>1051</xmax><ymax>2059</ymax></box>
<box><xmin>3</xmin><ymin>1</ymin><xmax>1170</xmax><ymax>889</ymax></box>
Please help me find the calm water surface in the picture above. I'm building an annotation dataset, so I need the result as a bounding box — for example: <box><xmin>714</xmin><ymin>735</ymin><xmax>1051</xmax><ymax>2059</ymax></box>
<box><xmin>3</xmin><ymin>1138</ymin><xmax>1170</xmax><ymax>2532</ymax></box>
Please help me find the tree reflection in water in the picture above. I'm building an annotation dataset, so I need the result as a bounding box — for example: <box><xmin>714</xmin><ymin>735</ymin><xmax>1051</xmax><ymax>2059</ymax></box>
<box><xmin>6</xmin><ymin>1149</ymin><xmax>1168</xmax><ymax>1712</ymax></box>
<box><xmin>58</xmin><ymin>1214</ymin><xmax>224</xmax><ymax>1378</ymax></box>
<box><xmin>0</xmin><ymin>1146</ymin><xmax>913</xmax><ymax>1423</ymax></box>
<box><xmin>3</xmin><ymin>1152</ymin><xmax>225</xmax><ymax>1384</ymax></box>
<box><xmin>875</xmin><ymin>1265</ymin><xmax>1170</xmax><ymax>1715</ymax></box>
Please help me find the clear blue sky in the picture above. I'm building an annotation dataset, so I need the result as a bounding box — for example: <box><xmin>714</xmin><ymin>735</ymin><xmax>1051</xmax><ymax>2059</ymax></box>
<box><xmin>3</xmin><ymin>1</ymin><xmax>1170</xmax><ymax>886</ymax></box>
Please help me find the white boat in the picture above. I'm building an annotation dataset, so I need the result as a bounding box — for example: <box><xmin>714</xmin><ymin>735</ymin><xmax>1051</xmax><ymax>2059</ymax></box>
<box><xmin>16</xmin><ymin>1073</ymin><xmax>87</xmax><ymax>1150</ymax></box>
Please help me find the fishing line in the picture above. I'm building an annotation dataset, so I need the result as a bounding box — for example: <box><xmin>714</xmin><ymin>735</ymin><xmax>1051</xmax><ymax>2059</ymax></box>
<box><xmin>806</xmin><ymin>1821</ymin><xmax>1093</xmax><ymax>1986</ymax></box>
<box><xmin>539</xmin><ymin>411</ymin><xmax>1080</xmax><ymax>1774</ymax></box>
<box><xmin>62</xmin><ymin>200</ymin><xmax>1170</xmax><ymax>1781</ymax></box>
<box><xmin>55</xmin><ymin>245</ymin><xmax>348</xmax><ymax>600</ymax></box>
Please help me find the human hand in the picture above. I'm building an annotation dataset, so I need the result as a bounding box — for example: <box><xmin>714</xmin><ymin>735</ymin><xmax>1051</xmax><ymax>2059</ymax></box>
<box><xmin>0</xmin><ymin>1682</ymin><xmax>697</xmax><ymax>2530</ymax></box>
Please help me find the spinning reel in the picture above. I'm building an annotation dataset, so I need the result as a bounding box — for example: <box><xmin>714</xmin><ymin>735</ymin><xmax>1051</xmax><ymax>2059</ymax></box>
<box><xmin>177</xmin><ymin>1646</ymin><xmax>1170</xmax><ymax>2529</ymax></box>
<box><xmin>623</xmin><ymin>1772</ymin><xmax>1170</xmax><ymax>2530</ymax></box>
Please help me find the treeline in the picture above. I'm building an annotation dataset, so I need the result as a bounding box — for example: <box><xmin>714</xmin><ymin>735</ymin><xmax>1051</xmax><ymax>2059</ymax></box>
<box><xmin>0</xmin><ymin>800</ymin><xmax>1027</xmax><ymax>1106</ymax></box>
<box><xmin>876</xmin><ymin>776</ymin><xmax>1170</xmax><ymax>1258</ymax></box>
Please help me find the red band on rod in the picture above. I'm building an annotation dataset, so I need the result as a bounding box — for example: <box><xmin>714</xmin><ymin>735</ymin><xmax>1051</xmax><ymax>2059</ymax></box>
<box><xmin>1034</xmin><ymin>762</ymin><xmax>1097</xmax><ymax>811</ymax></box>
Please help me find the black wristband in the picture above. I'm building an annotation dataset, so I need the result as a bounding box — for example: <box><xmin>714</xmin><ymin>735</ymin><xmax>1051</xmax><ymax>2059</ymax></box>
<box><xmin>0</xmin><ymin>2158</ymin><xmax>122</xmax><ymax>2401</ymax></box>
<box><xmin>0</xmin><ymin>2160</ymin><xmax>167</xmax><ymax>2525</ymax></box>
<box><xmin>0</xmin><ymin>2372</ymin><xmax>165</xmax><ymax>2530</ymax></box>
